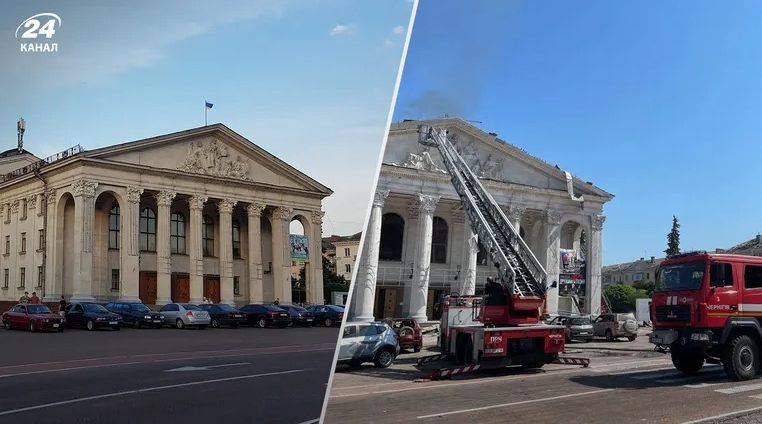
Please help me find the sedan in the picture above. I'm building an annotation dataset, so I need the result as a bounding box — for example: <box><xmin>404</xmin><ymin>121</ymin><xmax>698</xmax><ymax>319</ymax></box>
<box><xmin>157</xmin><ymin>303</ymin><xmax>211</xmax><ymax>329</ymax></box>
<box><xmin>306</xmin><ymin>304</ymin><xmax>345</xmax><ymax>327</ymax></box>
<box><xmin>105</xmin><ymin>302</ymin><xmax>165</xmax><ymax>329</ymax></box>
<box><xmin>2</xmin><ymin>304</ymin><xmax>64</xmax><ymax>332</ymax></box>
<box><xmin>239</xmin><ymin>304</ymin><xmax>291</xmax><ymax>328</ymax></box>
<box><xmin>64</xmin><ymin>302</ymin><xmax>123</xmax><ymax>331</ymax></box>
<box><xmin>273</xmin><ymin>304</ymin><xmax>315</xmax><ymax>327</ymax></box>
<box><xmin>196</xmin><ymin>303</ymin><xmax>247</xmax><ymax>328</ymax></box>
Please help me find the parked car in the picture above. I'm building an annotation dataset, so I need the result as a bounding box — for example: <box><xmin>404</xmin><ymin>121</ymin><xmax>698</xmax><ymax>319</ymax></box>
<box><xmin>306</xmin><ymin>304</ymin><xmax>344</xmax><ymax>327</ymax></box>
<box><xmin>336</xmin><ymin>321</ymin><xmax>399</xmax><ymax>368</ymax></box>
<box><xmin>196</xmin><ymin>303</ymin><xmax>247</xmax><ymax>328</ymax></box>
<box><xmin>2</xmin><ymin>304</ymin><xmax>64</xmax><ymax>332</ymax></box>
<box><xmin>592</xmin><ymin>312</ymin><xmax>639</xmax><ymax>341</ymax></box>
<box><xmin>273</xmin><ymin>304</ymin><xmax>315</xmax><ymax>327</ymax></box>
<box><xmin>64</xmin><ymin>302</ymin><xmax>123</xmax><ymax>331</ymax></box>
<box><xmin>549</xmin><ymin>314</ymin><xmax>593</xmax><ymax>343</ymax></box>
<box><xmin>105</xmin><ymin>302</ymin><xmax>164</xmax><ymax>329</ymax></box>
<box><xmin>157</xmin><ymin>303</ymin><xmax>211</xmax><ymax>329</ymax></box>
<box><xmin>239</xmin><ymin>304</ymin><xmax>291</xmax><ymax>328</ymax></box>
<box><xmin>390</xmin><ymin>318</ymin><xmax>423</xmax><ymax>352</ymax></box>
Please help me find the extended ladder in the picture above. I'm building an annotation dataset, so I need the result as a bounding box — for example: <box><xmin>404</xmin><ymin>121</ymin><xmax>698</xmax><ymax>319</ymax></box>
<box><xmin>417</xmin><ymin>125</ymin><xmax>547</xmax><ymax>300</ymax></box>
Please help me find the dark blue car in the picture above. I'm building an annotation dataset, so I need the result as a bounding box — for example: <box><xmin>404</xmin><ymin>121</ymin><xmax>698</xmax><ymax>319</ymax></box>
<box><xmin>274</xmin><ymin>304</ymin><xmax>315</xmax><ymax>327</ymax></box>
<box><xmin>306</xmin><ymin>304</ymin><xmax>344</xmax><ymax>327</ymax></box>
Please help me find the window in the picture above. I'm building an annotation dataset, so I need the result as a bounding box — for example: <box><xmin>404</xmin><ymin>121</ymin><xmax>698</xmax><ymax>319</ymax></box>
<box><xmin>2</xmin><ymin>269</ymin><xmax>7</xmax><ymax>289</ymax></box>
<box><xmin>111</xmin><ymin>269</ymin><xmax>120</xmax><ymax>291</ymax></box>
<box><xmin>21</xmin><ymin>200</ymin><xmax>27</xmax><ymax>220</ymax></box>
<box><xmin>139</xmin><ymin>207</ymin><xmax>157</xmax><ymax>252</ymax></box>
<box><xmin>710</xmin><ymin>263</ymin><xmax>733</xmax><ymax>288</ymax></box>
<box><xmin>232</xmin><ymin>219</ymin><xmax>241</xmax><ymax>259</ymax></box>
<box><xmin>646</xmin><ymin>272</ymin><xmax>650</xmax><ymax>280</ymax></box>
<box><xmin>379</xmin><ymin>213</ymin><xmax>405</xmax><ymax>261</ymax></box>
<box><xmin>202</xmin><ymin>215</ymin><xmax>214</xmax><ymax>256</ymax></box>
<box><xmin>344</xmin><ymin>248</ymin><xmax>350</xmax><ymax>257</ymax></box>
<box><xmin>745</xmin><ymin>265</ymin><xmax>762</xmax><ymax>289</ymax></box>
<box><xmin>20</xmin><ymin>233</ymin><xmax>26</xmax><ymax>253</ymax></box>
<box><xmin>170</xmin><ymin>212</ymin><xmax>186</xmax><ymax>254</ymax></box>
<box><xmin>233</xmin><ymin>276</ymin><xmax>240</xmax><ymax>296</ymax></box>
<box><xmin>37</xmin><ymin>266</ymin><xmax>44</xmax><ymax>287</ymax></box>
<box><xmin>38</xmin><ymin>229</ymin><xmax>45</xmax><ymax>250</ymax></box>
<box><xmin>19</xmin><ymin>267</ymin><xmax>25</xmax><ymax>288</ymax></box>
<box><xmin>108</xmin><ymin>205</ymin><xmax>120</xmax><ymax>249</ymax></box>
<box><xmin>430</xmin><ymin>217</ymin><xmax>449</xmax><ymax>264</ymax></box>
<box><xmin>5</xmin><ymin>235</ymin><xmax>9</xmax><ymax>254</ymax></box>
<box><xmin>345</xmin><ymin>264</ymin><xmax>351</xmax><ymax>274</ymax></box>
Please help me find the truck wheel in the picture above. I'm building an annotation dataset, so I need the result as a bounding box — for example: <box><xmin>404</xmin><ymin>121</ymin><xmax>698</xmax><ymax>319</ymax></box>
<box><xmin>671</xmin><ymin>348</ymin><xmax>704</xmax><ymax>375</ymax></box>
<box><xmin>723</xmin><ymin>334</ymin><xmax>759</xmax><ymax>381</ymax></box>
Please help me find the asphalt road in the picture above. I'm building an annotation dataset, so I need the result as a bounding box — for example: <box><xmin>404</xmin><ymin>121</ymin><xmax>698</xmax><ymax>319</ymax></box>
<box><xmin>0</xmin><ymin>324</ymin><xmax>339</xmax><ymax>424</ymax></box>
<box><xmin>324</xmin><ymin>329</ymin><xmax>762</xmax><ymax>424</ymax></box>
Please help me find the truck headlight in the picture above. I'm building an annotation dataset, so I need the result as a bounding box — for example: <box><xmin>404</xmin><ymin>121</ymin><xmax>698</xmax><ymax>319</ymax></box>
<box><xmin>691</xmin><ymin>333</ymin><xmax>710</xmax><ymax>341</ymax></box>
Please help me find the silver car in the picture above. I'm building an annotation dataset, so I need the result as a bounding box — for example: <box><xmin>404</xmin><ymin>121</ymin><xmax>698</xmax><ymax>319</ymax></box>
<box><xmin>158</xmin><ymin>303</ymin><xmax>211</xmax><ymax>329</ymax></box>
<box><xmin>336</xmin><ymin>321</ymin><xmax>400</xmax><ymax>368</ymax></box>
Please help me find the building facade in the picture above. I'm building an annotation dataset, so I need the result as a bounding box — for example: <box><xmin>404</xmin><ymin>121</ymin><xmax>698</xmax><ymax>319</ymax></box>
<box><xmin>351</xmin><ymin>118</ymin><xmax>614</xmax><ymax>322</ymax></box>
<box><xmin>602</xmin><ymin>256</ymin><xmax>662</xmax><ymax>287</ymax></box>
<box><xmin>0</xmin><ymin>124</ymin><xmax>331</xmax><ymax>308</ymax></box>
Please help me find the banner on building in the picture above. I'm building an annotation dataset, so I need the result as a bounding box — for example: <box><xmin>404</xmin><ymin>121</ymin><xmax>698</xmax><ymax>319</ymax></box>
<box><xmin>560</xmin><ymin>249</ymin><xmax>586</xmax><ymax>274</ymax></box>
<box><xmin>559</xmin><ymin>275</ymin><xmax>587</xmax><ymax>297</ymax></box>
<box><xmin>290</xmin><ymin>235</ymin><xmax>309</xmax><ymax>261</ymax></box>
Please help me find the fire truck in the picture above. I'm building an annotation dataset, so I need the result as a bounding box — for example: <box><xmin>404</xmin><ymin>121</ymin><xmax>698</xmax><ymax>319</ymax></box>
<box><xmin>413</xmin><ymin>124</ymin><xmax>589</xmax><ymax>380</ymax></box>
<box><xmin>650</xmin><ymin>251</ymin><xmax>762</xmax><ymax>381</ymax></box>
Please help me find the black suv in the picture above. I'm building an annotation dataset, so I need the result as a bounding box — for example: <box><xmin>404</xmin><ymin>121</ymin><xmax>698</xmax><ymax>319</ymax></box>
<box><xmin>105</xmin><ymin>302</ymin><xmax>164</xmax><ymax>329</ymax></box>
<box><xmin>65</xmin><ymin>302</ymin><xmax>123</xmax><ymax>331</ymax></box>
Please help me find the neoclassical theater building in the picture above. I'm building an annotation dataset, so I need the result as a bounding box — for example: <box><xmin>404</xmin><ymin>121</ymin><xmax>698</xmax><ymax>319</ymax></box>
<box><xmin>0</xmin><ymin>124</ymin><xmax>330</xmax><ymax>308</ymax></box>
<box><xmin>351</xmin><ymin>118</ymin><xmax>614</xmax><ymax>322</ymax></box>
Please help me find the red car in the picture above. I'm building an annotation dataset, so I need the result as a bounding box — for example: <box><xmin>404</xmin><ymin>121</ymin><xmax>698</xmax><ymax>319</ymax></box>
<box><xmin>2</xmin><ymin>303</ymin><xmax>65</xmax><ymax>332</ymax></box>
<box><xmin>392</xmin><ymin>318</ymin><xmax>423</xmax><ymax>352</ymax></box>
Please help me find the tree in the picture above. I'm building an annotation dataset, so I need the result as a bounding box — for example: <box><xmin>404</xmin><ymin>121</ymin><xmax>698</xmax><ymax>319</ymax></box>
<box><xmin>323</xmin><ymin>256</ymin><xmax>349</xmax><ymax>305</ymax></box>
<box><xmin>665</xmin><ymin>215</ymin><xmax>681</xmax><ymax>256</ymax></box>
<box><xmin>632</xmin><ymin>280</ymin><xmax>656</xmax><ymax>296</ymax></box>
<box><xmin>605</xmin><ymin>283</ymin><xmax>650</xmax><ymax>313</ymax></box>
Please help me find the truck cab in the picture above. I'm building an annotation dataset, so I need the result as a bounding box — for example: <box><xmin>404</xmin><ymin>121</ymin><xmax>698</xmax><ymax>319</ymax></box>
<box><xmin>650</xmin><ymin>251</ymin><xmax>762</xmax><ymax>380</ymax></box>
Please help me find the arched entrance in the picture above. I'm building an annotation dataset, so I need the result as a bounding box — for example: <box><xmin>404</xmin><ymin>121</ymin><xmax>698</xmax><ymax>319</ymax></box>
<box><xmin>559</xmin><ymin>220</ymin><xmax>588</xmax><ymax>314</ymax></box>
<box><xmin>289</xmin><ymin>217</ymin><xmax>309</xmax><ymax>305</ymax></box>
<box><xmin>94</xmin><ymin>191</ymin><xmax>124</xmax><ymax>301</ymax></box>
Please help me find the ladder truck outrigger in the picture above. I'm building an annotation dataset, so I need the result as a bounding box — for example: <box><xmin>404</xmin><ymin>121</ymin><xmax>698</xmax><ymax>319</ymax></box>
<box><xmin>414</xmin><ymin>124</ymin><xmax>591</xmax><ymax>380</ymax></box>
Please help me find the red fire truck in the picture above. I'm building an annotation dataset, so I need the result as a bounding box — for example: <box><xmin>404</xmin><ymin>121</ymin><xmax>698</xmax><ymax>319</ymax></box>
<box><xmin>413</xmin><ymin>124</ymin><xmax>589</xmax><ymax>380</ymax></box>
<box><xmin>650</xmin><ymin>251</ymin><xmax>762</xmax><ymax>381</ymax></box>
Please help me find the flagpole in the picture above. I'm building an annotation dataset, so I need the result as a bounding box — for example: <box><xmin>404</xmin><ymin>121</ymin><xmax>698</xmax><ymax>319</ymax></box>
<box><xmin>205</xmin><ymin>101</ymin><xmax>208</xmax><ymax>126</ymax></box>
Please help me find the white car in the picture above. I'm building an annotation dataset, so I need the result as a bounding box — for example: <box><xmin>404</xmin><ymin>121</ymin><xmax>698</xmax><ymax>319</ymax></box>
<box><xmin>337</xmin><ymin>321</ymin><xmax>400</xmax><ymax>368</ymax></box>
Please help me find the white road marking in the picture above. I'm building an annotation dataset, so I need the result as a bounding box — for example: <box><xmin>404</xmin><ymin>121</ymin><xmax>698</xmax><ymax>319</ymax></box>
<box><xmin>416</xmin><ymin>389</ymin><xmax>613</xmax><ymax>419</ymax></box>
<box><xmin>165</xmin><ymin>362</ymin><xmax>250</xmax><ymax>372</ymax></box>
<box><xmin>684</xmin><ymin>382</ymin><xmax>726</xmax><ymax>388</ymax></box>
<box><xmin>749</xmin><ymin>394</ymin><xmax>762</xmax><ymax>400</ymax></box>
<box><xmin>675</xmin><ymin>406</ymin><xmax>762</xmax><ymax>424</ymax></box>
<box><xmin>0</xmin><ymin>369</ymin><xmax>304</xmax><ymax>416</ymax></box>
<box><xmin>0</xmin><ymin>362</ymin><xmax>144</xmax><ymax>379</ymax></box>
<box><xmin>295</xmin><ymin>420</ymin><xmax>319</xmax><ymax>424</ymax></box>
<box><xmin>715</xmin><ymin>382</ymin><xmax>762</xmax><ymax>394</ymax></box>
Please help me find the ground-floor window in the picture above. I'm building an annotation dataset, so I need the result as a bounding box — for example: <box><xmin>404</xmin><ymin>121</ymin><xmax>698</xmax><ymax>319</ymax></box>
<box><xmin>233</xmin><ymin>276</ymin><xmax>240</xmax><ymax>296</ymax></box>
<box><xmin>111</xmin><ymin>269</ymin><xmax>120</xmax><ymax>291</ymax></box>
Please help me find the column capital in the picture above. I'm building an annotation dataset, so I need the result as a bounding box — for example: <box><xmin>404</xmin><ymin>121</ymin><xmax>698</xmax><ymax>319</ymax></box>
<box><xmin>246</xmin><ymin>202</ymin><xmax>266</xmax><ymax>217</ymax></box>
<box><xmin>507</xmin><ymin>205</ymin><xmax>526</xmax><ymax>221</ymax></box>
<box><xmin>592</xmin><ymin>214</ymin><xmax>606</xmax><ymax>231</ymax></box>
<box><xmin>273</xmin><ymin>206</ymin><xmax>293</xmax><ymax>221</ymax></box>
<box><xmin>155</xmin><ymin>190</ymin><xmax>176</xmax><ymax>207</ymax></box>
<box><xmin>126</xmin><ymin>186</ymin><xmax>144</xmax><ymax>204</ymax></box>
<box><xmin>45</xmin><ymin>189</ymin><xmax>57</xmax><ymax>205</ymax></box>
<box><xmin>218</xmin><ymin>199</ymin><xmax>237</xmax><ymax>214</ymax></box>
<box><xmin>372</xmin><ymin>190</ymin><xmax>390</xmax><ymax>208</ymax></box>
<box><xmin>417</xmin><ymin>194</ymin><xmax>440</xmax><ymax>216</ymax></box>
<box><xmin>72</xmin><ymin>179</ymin><xmax>98</xmax><ymax>198</ymax></box>
<box><xmin>10</xmin><ymin>199</ymin><xmax>19</xmax><ymax>214</ymax></box>
<box><xmin>187</xmin><ymin>195</ymin><xmax>208</xmax><ymax>211</ymax></box>
<box><xmin>543</xmin><ymin>209</ymin><xmax>563</xmax><ymax>226</ymax></box>
<box><xmin>311</xmin><ymin>210</ymin><xmax>325</xmax><ymax>225</ymax></box>
<box><xmin>26</xmin><ymin>194</ymin><xmax>37</xmax><ymax>210</ymax></box>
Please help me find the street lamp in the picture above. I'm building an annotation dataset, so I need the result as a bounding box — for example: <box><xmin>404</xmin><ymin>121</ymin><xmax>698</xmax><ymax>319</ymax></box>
<box><xmin>17</xmin><ymin>118</ymin><xmax>26</xmax><ymax>153</ymax></box>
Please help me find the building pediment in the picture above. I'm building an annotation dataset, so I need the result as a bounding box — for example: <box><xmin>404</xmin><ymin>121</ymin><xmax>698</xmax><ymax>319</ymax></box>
<box><xmin>83</xmin><ymin>124</ymin><xmax>331</xmax><ymax>196</ymax></box>
<box><xmin>384</xmin><ymin>118</ymin><xmax>612</xmax><ymax>200</ymax></box>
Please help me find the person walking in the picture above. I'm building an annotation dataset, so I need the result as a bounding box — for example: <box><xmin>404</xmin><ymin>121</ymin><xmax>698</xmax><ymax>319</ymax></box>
<box><xmin>58</xmin><ymin>296</ymin><xmax>67</xmax><ymax>317</ymax></box>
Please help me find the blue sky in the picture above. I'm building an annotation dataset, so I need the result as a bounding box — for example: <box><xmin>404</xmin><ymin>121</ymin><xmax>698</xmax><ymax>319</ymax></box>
<box><xmin>394</xmin><ymin>0</ymin><xmax>762</xmax><ymax>265</ymax></box>
<box><xmin>0</xmin><ymin>0</ymin><xmax>414</xmax><ymax>237</ymax></box>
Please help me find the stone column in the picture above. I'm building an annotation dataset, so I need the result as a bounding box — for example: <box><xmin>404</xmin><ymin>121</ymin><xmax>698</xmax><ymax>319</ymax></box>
<box><xmin>401</xmin><ymin>199</ymin><xmax>420</xmax><ymax>316</ymax></box>
<box><xmin>271</xmin><ymin>206</ymin><xmax>293</xmax><ymax>304</ymax></box>
<box><xmin>155</xmin><ymin>190</ymin><xmax>175</xmax><ymax>305</ymax></box>
<box><xmin>117</xmin><ymin>186</ymin><xmax>143</xmax><ymax>302</ymax></box>
<box><xmin>587</xmin><ymin>215</ymin><xmax>606</xmax><ymax>315</ymax></box>
<box><xmin>309</xmin><ymin>210</ymin><xmax>326</xmax><ymax>305</ymax></box>
<box><xmin>410</xmin><ymin>194</ymin><xmax>439</xmax><ymax>321</ymax></box>
<box><xmin>543</xmin><ymin>209</ymin><xmax>563</xmax><ymax>316</ymax></box>
<box><xmin>218</xmin><ymin>199</ymin><xmax>237</xmax><ymax>306</ymax></box>
<box><xmin>508</xmin><ymin>206</ymin><xmax>525</xmax><ymax>237</ymax></box>
<box><xmin>71</xmin><ymin>179</ymin><xmax>98</xmax><ymax>303</ymax></box>
<box><xmin>246</xmin><ymin>202</ymin><xmax>266</xmax><ymax>303</ymax></box>
<box><xmin>461</xmin><ymin>217</ymin><xmax>478</xmax><ymax>296</ymax></box>
<box><xmin>42</xmin><ymin>189</ymin><xmax>58</xmax><ymax>302</ymax></box>
<box><xmin>355</xmin><ymin>190</ymin><xmax>388</xmax><ymax>321</ymax></box>
<box><xmin>188</xmin><ymin>195</ymin><xmax>207</xmax><ymax>303</ymax></box>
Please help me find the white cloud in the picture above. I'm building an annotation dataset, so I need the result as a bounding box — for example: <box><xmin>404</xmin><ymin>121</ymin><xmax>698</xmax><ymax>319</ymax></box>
<box><xmin>382</xmin><ymin>39</ymin><xmax>395</xmax><ymax>49</ymax></box>
<box><xmin>330</xmin><ymin>24</ymin><xmax>356</xmax><ymax>36</ymax></box>
<box><xmin>393</xmin><ymin>25</ymin><xmax>406</xmax><ymax>35</ymax></box>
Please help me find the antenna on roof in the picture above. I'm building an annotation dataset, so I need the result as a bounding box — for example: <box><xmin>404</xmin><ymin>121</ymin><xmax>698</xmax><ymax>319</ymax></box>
<box><xmin>17</xmin><ymin>118</ymin><xmax>25</xmax><ymax>153</ymax></box>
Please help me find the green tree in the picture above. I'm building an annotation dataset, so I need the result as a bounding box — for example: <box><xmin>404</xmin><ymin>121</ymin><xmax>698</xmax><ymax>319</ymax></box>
<box><xmin>632</xmin><ymin>280</ymin><xmax>656</xmax><ymax>296</ymax></box>
<box><xmin>323</xmin><ymin>256</ymin><xmax>349</xmax><ymax>305</ymax></box>
<box><xmin>665</xmin><ymin>215</ymin><xmax>681</xmax><ymax>256</ymax></box>
<box><xmin>605</xmin><ymin>284</ymin><xmax>650</xmax><ymax>313</ymax></box>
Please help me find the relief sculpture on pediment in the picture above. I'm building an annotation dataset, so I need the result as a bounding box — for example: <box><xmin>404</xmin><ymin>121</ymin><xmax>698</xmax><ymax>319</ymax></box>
<box><xmin>178</xmin><ymin>139</ymin><xmax>252</xmax><ymax>181</ymax></box>
<box><xmin>392</xmin><ymin>147</ymin><xmax>446</xmax><ymax>174</ymax></box>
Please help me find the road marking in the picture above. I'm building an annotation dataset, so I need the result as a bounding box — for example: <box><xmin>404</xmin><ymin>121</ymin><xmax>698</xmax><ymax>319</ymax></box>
<box><xmin>165</xmin><ymin>362</ymin><xmax>250</xmax><ymax>372</ymax></box>
<box><xmin>0</xmin><ymin>362</ymin><xmax>144</xmax><ymax>379</ymax></box>
<box><xmin>715</xmin><ymin>382</ymin><xmax>762</xmax><ymax>394</ymax></box>
<box><xmin>675</xmin><ymin>406</ymin><xmax>762</xmax><ymax>424</ymax></box>
<box><xmin>295</xmin><ymin>420</ymin><xmax>319</xmax><ymax>424</ymax></box>
<box><xmin>684</xmin><ymin>382</ymin><xmax>726</xmax><ymax>388</ymax></box>
<box><xmin>416</xmin><ymin>389</ymin><xmax>613</xmax><ymax>419</ymax></box>
<box><xmin>0</xmin><ymin>369</ymin><xmax>304</xmax><ymax>417</ymax></box>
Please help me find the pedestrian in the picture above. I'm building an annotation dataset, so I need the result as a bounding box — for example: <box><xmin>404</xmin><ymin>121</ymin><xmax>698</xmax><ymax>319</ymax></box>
<box><xmin>30</xmin><ymin>292</ymin><xmax>40</xmax><ymax>304</ymax></box>
<box><xmin>19</xmin><ymin>292</ymin><xmax>30</xmax><ymax>304</ymax></box>
<box><xmin>59</xmin><ymin>295</ymin><xmax>67</xmax><ymax>317</ymax></box>
<box><xmin>273</xmin><ymin>298</ymin><xmax>280</xmax><ymax>305</ymax></box>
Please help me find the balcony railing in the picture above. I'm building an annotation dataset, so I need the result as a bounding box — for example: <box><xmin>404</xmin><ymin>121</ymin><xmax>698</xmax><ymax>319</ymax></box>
<box><xmin>1</xmin><ymin>144</ymin><xmax>83</xmax><ymax>183</ymax></box>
